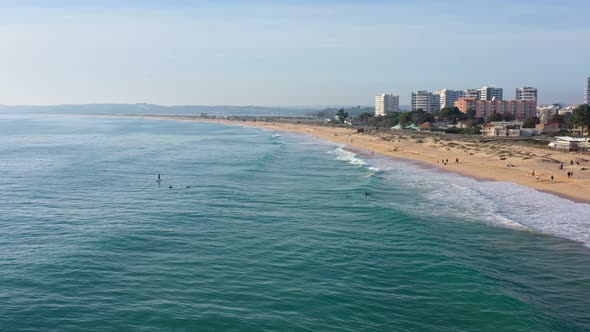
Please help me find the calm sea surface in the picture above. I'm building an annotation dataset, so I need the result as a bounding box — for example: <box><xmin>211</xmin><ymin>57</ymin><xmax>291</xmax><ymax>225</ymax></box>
<box><xmin>1</xmin><ymin>114</ymin><xmax>590</xmax><ymax>331</ymax></box>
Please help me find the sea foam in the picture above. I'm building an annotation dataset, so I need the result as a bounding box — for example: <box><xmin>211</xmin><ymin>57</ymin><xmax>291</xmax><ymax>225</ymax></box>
<box><xmin>330</xmin><ymin>147</ymin><xmax>590</xmax><ymax>247</ymax></box>
<box><xmin>329</xmin><ymin>146</ymin><xmax>380</xmax><ymax>172</ymax></box>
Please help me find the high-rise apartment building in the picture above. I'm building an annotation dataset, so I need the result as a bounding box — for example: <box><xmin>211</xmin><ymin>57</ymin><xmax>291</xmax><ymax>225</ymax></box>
<box><xmin>454</xmin><ymin>98</ymin><xmax>536</xmax><ymax>120</ymax></box>
<box><xmin>585</xmin><ymin>77</ymin><xmax>590</xmax><ymax>104</ymax></box>
<box><xmin>411</xmin><ymin>91</ymin><xmax>440</xmax><ymax>113</ymax></box>
<box><xmin>478</xmin><ymin>85</ymin><xmax>503</xmax><ymax>101</ymax></box>
<box><xmin>464</xmin><ymin>89</ymin><xmax>480</xmax><ymax>99</ymax></box>
<box><xmin>435</xmin><ymin>89</ymin><xmax>465</xmax><ymax>109</ymax></box>
<box><xmin>516</xmin><ymin>87</ymin><xmax>538</xmax><ymax>102</ymax></box>
<box><xmin>374</xmin><ymin>94</ymin><xmax>400</xmax><ymax>116</ymax></box>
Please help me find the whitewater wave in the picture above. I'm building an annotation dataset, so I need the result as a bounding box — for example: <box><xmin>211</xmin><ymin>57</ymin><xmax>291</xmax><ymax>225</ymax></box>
<box><xmin>329</xmin><ymin>146</ymin><xmax>380</xmax><ymax>172</ymax></box>
<box><xmin>325</xmin><ymin>145</ymin><xmax>590</xmax><ymax>246</ymax></box>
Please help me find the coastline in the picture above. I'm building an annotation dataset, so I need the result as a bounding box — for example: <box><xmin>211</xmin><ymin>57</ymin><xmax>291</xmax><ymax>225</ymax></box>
<box><xmin>104</xmin><ymin>114</ymin><xmax>590</xmax><ymax>204</ymax></box>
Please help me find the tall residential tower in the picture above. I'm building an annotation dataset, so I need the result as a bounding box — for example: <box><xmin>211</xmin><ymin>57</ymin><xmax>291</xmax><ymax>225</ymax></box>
<box><xmin>435</xmin><ymin>89</ymin><xmax>465</xmax><ymax>110</ymax></box>
<box><xmin>585</xmin><ymin>77</ymin><xmax>590</xmax><ymax>104</ymax></box>
<box><xmin>478</xmin><ymin>85</ymin><xmax>503</xmax><ymax>101</ymax></box>
<box><xmin>375</xmin><ymin>94</ymin><xmax>400</xmax><ymax>116</ymax></box>
<box><xmin>411</xmin><ymin>91</ymin><xmax>440</xmax><ymax>113</ymax></box>
<box><xmin>516</xmin><ymin>87</ymin><xmax>538</xmax><ymax>102</ymax></box>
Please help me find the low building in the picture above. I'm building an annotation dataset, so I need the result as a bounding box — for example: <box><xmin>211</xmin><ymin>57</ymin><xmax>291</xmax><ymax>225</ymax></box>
<box><xmin>418</xmin><ymin>122</ymin><xmax>438</xmax><ymax>131</ymax></box>
<box><xmin>433</xmin><ymin>120</ymin><xmax>450</xmax><ymax>129</ymax></box>
<box><xmin>481</xmin><ymin>121</ymin><xmax>523</xmax><ymax>137</ymax></box>
<box><xmin>559</xmin><ymin>105</ymin><xmax>578</xmax><ymax>115</ymax></box>
<box><xmin>455</xmin><ymin>121</ymin><xmax>469</xmax><ymax>129</ymax></box>
<box><xmin>535</xmin><ymin>123</ymin><xmax>560</xmax><ymax>135</ymax></box>
<box><xmin>454</xmin><ymin>98</ymin><xmax>536</xmax><ymax>120</ymax></box>
<box><xmin>548</xmin><ymin>136</ymin><xmax>589</xmax><ymax>151</ymax></box>
<box><xmin>537</xmin><ymin>104</ymin><xmax>560</xmax><ymax>123</ymax></box>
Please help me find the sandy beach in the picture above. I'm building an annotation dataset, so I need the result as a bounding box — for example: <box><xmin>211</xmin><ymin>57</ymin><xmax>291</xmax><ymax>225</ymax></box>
<box><xmin>122</xmin><ymin>115</ymin><xmax>590</xmax><ymax>204</ymax></box>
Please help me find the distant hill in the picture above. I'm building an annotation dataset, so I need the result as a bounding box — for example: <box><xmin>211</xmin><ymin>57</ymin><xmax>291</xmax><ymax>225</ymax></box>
<box><xmin>0</xmin><ymin>103</ymin><xmax>315</xmax><ymax>117</ymax></box>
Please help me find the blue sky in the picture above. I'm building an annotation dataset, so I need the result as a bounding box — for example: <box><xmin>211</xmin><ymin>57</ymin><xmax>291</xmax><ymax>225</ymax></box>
<box><xmin>0</xmin><ymin>0</ymin><xmax>588</xmax><ymax>106</ymax></box>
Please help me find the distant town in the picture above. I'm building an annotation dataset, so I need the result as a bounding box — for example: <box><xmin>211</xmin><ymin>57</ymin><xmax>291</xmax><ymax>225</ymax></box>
<box><xmin>367</xmin><ymin>78</ymin><xmax>590</xmax><ymax>137</ymax></box>
<box><xmin>305</xmin><ymin>77</ymin><xmax>590</xmax><ymax>153</ymax></box>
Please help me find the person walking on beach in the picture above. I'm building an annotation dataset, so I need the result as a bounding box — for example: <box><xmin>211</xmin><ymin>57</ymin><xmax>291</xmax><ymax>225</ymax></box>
<box><xmin>532</xmin><ymin>169</ymin><xmax>535</xmax><ymax>176</ymax></box>
<box><xmin>551</xmin><ymin>175</ymin><xmax>554</xmax><ymax>181</ymax></box>
<box><xmin>455</xmin><ymin>158</ymin><xmax>459</xmax><ymax>163</ymax></box>
<box><xmin>536</xmin><ymin>175</ymin><xmax>540</xmax><ymax>181</ymax></box>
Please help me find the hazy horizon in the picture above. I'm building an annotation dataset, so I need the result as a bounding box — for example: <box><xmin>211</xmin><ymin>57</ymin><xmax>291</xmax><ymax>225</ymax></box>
<box><xmin>1</xmin><ymin>0</ymin><xmax>589</xmax><ymax>106</ymax></box>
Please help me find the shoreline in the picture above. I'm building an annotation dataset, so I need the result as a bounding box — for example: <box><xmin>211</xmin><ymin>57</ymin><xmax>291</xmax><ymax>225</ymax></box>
<box><xmin>101</xmin><ymin>114</ymin><xmax>590</xmax><ymax>205</ymax></box>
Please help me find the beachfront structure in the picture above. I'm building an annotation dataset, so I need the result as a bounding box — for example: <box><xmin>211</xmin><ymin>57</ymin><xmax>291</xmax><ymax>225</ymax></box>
<box><xmin>411</xmin><ymin>91</ymin><xmax>440</xmax><ymax>113</ymax></box>
<box><xmin>535</xmin><ymin>123</ymin><xmax>560</xmax><ymax>135</ymax></box>
<box><xmin>585</xmin><ymin>77</ymin><xmax>590</xmax><ymax>104</ymax></box>
<box><xmin>435</xmin><ymin>89</ymin><xmax>465</xmax><ymax>110</ymax></box>
<box><xmin>481</xmin><ymin>121</ymin><xmax>523</xmax><ymax>137</ymax></box>
<box><xmin>375</xmin><ymin>94</ymin><xmax>400</xmax><ymax>116</ymax></box>
<box><xmin>549</xmin><ymin>136</ymin><xmax>589</xmax><ymax>152</ymax></box>
<box><xmin>454</xmin><ymin>98</ymin><xmax>536</xmax><ymax>120</ymax></box>
<box><xmin>478</xmin><ymin>86</ymin><xmax>503</xmax><ymax>101</ymax></box>
<box><xmin>537</xmin><ymin>104</ymin><xmax>560</xmax><ymax>123</ymax></box>
<box><xmin>516</xmin><ymin>87</ymin><xmax>538</xmax><ymax>103</ymax></box>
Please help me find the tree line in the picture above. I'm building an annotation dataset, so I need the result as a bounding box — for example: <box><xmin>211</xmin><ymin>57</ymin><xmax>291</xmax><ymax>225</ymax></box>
<box><xmin>318</xmin><ymin>103</ymin><xmax>590</xmax><ymax>136</ymax></box>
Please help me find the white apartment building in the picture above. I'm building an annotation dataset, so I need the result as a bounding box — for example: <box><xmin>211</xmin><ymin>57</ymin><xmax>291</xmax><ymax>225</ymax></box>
<box><xmin>478</xmin><ymin>85</ymin><xmax>503</xmax><ymax>101</ymax></box>
<box><xmin>411</xmin><ymin>91</ymin><xmax>440</xmax><ymax>113</ymax></box>
<box><xmin>585</xmin><ymin>77</ymin><xmax>590</xmax><ymax>104</ymax></box>
<box><xmin>537</xmin><ymin>104</ymin><xmax>560</xmax><ymax>124</ymax></box>
<box><xmin>516</xmin><ymin>87</ymin><xmax>538</xmax><ymax>102</ymax></box>
<box><xmin>435</xmin><ymin>89</ymin><xmax>465</xmax><ymax>109</ymax></box>
<box><xmin>464</xmin><ymin>89</ymin><xmax>480</xmax><ymax>99</ymax></box>
<box><xmin>375</xmin><ymin>94</ymin><xmax>400</xmax><ymax>116</ymax></box>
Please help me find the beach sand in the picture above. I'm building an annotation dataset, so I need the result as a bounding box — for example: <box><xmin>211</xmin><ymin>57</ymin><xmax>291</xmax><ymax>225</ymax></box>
<box><xmin>122</xmin><ymin>115</ymin><xmax>590</xmax><ymax>204</ymax></box>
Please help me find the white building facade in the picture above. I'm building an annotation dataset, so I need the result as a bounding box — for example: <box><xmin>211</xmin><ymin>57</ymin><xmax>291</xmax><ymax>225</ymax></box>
<box><xmin>516</xmin><ymin>87</ymin><xmax>538</xmax><ymax>102</ymax></box>
<box><xmin>537</xmin><ymin>104</ymin><xmax>560</xmax><ymax>124</ymax></box>
<box><xmin>464</xmin><ymin>89</ymin><xmax>480</xmax><ymax>99</ymax></box>
<box><xmin>585</xmin><ymin>77</ymin><xmax>590</xmax><ymax>104</ymax></box>
<box><xmin>435</xmin><ymin>89</ymin><xmax>465</xmax><ymax>109</ymax></box>
<box><xmin>375</xmin><ymin>94</ymin><xmax>400</xmax><ymax>116</ymax></box>
<box><xmin>478</xmin><ymin>85</ymin><xmax>503</xmax><ymax>101</ymax></box>
<box><xmin>411</xmin><ymin>91</ymin><xmax>440</xmax><ymax>113</ymax></box>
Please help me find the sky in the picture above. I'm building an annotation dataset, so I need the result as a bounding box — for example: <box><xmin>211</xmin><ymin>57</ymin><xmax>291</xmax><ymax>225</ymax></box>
<box><xmin>0</xmin><ymin>0</ymin><xmax>588</xmax><ymax>106</ymax></box>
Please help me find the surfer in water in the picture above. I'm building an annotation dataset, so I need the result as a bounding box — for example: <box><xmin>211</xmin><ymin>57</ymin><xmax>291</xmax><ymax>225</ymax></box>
<box><xmin>364</xmin><ymin>191</ymin><xmax>370</xmax><ymax>197</ymax></box>
<box><xmin>156</xmin><ymin>174</ymin><xmax>162</xmax><ymax>182</ymax></box>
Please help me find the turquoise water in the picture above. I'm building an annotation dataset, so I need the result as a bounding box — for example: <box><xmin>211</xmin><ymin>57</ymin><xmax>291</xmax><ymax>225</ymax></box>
<box><xmin>1</xmin><ymin>114</ymin><xmax>590</xmax><ymax>331</ymax></box>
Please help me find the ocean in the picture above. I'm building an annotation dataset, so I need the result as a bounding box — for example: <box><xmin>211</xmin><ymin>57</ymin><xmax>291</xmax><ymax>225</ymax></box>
<box><xmin>1</xmin><ymin>114</ymin><xmax>590</xmax><ymax>331</ymax></box>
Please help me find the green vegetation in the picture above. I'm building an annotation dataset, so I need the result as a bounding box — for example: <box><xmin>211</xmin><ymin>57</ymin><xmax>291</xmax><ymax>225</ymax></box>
<box><xmin>309</xmin><ymin>106</ymin><xmax>374</xmax><ymax>119</ymax></box>
<box><xmin>570</xmin><ymin>104</ymin><xmax>590</xmax><ymax>135</ymax></box>
<box><xmin>350</xmin><ymin>106</ymin><xmax>482</xmax><ymax>134</ymax></box>
<box><xmin>336</xmin><ymin>108</ymin><xmax>349</xmax><ymax>124</ymax></box>
<box><xmin>522</xmin><ymin>116</ymin><xmax>540</xmax><ymax>128</ymax></box>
